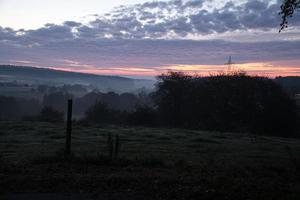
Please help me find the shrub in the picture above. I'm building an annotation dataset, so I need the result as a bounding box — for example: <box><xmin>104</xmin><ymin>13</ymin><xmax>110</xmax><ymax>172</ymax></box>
<box><xmin>127</xmin><ymin>105</ymin><xmax>157</xmax><ymax>126</ymax></box>
<box><xmin>153</xmin><ymin>71</ymin><xmax>299</xmax><ymax>136</ymax></box>
<box><xmin>85</xmin><ymin>101</ymin><xmax>116</xmax><ymax>124</ymax></box>
<box><xmin>39</xmin><ymin>106</ymin><xmax>64</xmax><ymax>123</ymax></box>
<box><xmin>0</xmin><ymin>96</ymin><xmax>19</xmax><ymax>120</ymax></box>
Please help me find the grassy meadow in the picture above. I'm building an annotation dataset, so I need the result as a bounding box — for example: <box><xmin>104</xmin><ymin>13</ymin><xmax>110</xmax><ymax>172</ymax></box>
<box><xmin>1</xmin><ymin>121</ymin><xmax>300</xmax><ymax>199</ymax></box>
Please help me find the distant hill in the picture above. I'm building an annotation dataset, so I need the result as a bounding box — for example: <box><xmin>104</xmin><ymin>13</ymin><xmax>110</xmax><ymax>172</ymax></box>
<box><xmin>0</xmin><ymin>65</ymin><xmax>155</xmax><ymax>92</ymax></box>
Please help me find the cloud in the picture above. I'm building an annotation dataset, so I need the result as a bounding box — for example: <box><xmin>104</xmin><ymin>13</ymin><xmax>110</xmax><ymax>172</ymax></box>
<box><xmin>0</xmin><ymin>0</ymin><xmax>300</xmax><ymax>77</ymax></box>
<box><xmin>1</xmin><ymin>37</ymin><xmax>300</xmax><ymax>67</ymax></box>
<box><xmin>84</xmin><ymin>0</ymin><xmax>298</xmax><ymax>38</ymax></box>
<box><xmin>2</xmin><ymin>0</ymin><xmax>300</xmax><ymax>42</ymax></box>
<box><xmin>63</xmin><ymin>21</ymin><xmax>82</xmax><ymax>27</ymax></box>
<box><xmin>25</xmin><ymin>24</ymin><xmax>74</xmax><ymax>41</ymax></box>
<box><xmin>0</xmin><ymin>27</ymin><xmax>17</xmax><ymax>41</ymax></box>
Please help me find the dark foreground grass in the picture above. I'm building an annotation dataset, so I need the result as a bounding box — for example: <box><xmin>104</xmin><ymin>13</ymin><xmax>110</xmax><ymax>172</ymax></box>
<box><xmin>0</xmin><ymin>121</ymin><xmax>300</xmax><ymax>199</ymax></box>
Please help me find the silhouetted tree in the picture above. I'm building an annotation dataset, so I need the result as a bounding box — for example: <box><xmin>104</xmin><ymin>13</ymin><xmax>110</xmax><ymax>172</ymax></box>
<box><xmin>0</xmin><ymin>96</ymin><xmax>19</xmax><ymax>120</ymax></box>
<box><xmin>101</xmin><ymin>92</ymin><xmax>120</xmax><ymax>110</ymax></box>
<box><xmin>39</xmin><ymin>106</ymin><xmax>64</xmax><ymax>123</ymax></box>
<box><xmin>153</xmin><ymin>72</ymin><xmax>192</xmax><ymax>127</ymax></box>
<box><xmin>127</xmin><ymin>105</ymin><xmax>157</xmax><ymax>126</ymax></box>
<box><xmin>118</xmin><ymin>93</ymin><xmax>138</xmax><ymax>111</ymax></box>
<box><xmin>153</xmin><ymin>71</ymin><xmax>299</xmax><ymax>136</ymax></box>
<box><xmin>280</xmin><ymin>0</ymin><xmax>300</xmax><ymax>31</ymax></box>
<box><xmin>17</xmin><ymin>98</ymin><xmax>41</xmax><ymax>117</ymax></box>
<box><xmin>43</xmin><ymin>92</ymin><xmax>72</xmax><ymax>112</ymax></box>
<box><xmin>74</xmin><ymin>91</ymin><xmax>139</xmax><ymax>116</ymax></box>
<box><xmin>74</xmin><ymin>92</ymin><xmax>103</xmax><ymax>116</ymax></box>
<box><xmin>85</xmin><ymin>101</ymin><xmax>115</xmax><ymax>124</ymax></box>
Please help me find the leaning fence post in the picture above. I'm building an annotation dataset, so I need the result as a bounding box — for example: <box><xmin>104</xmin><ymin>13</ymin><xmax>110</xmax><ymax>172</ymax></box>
<box><xmin>65</xmin><ymin>99</ymin><xmax>73</xmax><ymax>157</ymax></box>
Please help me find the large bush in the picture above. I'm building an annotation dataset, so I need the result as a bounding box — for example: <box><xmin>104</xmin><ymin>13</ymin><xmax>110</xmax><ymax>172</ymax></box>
<box><xmin>0</xmin><ymin>96</ymin><xmax>41</xmax><ymax>120</ymax></box>
<box><xmin>127</xmin><ymin>105</ymin><xmax>157</xmax><ymax>126</ymax></box>
<box><xmin>153</xmin><ymin>72</ymin><xmax>299</xmax><ymax>136</ymax></box>
<box><xmin>43</xmin><ymin>92</ymin><xmax>72</xmax><ymax>112</ymax></box>
<box><xmin>0</xmin><ymin>96</ymin><xmax>19</xmax><ymax>120</ymax></box>
<box><xmin>85</xmin><ymin>101</ymin><xmax>120</xmax><ymax>124</ymax></box>
<box><xmin>39</xmin><ymin>106</ymin><xmax>64</xmax><ymax>123</ymax></box>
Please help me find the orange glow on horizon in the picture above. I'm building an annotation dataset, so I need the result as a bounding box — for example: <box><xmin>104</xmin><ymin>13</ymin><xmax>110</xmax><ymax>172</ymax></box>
<box><xmin>162</xmin><ymin>63</ymin><xmax>300</xmax><ymax>77</ymax></box>
<box><xmin>49</xmin><ymin>62</ymin><xmax>300</xmax><ymax>78</ymax></box>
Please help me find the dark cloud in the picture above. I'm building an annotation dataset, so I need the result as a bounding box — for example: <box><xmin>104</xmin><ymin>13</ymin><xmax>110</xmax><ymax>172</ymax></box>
<box><xmin>0</xmin><ymin>27</ymin><xmax>17</xmax><ymax>41</ymax></box>
<box><xmin>63</xmin><ymin>21</ymin><xmax>82</xmax><ymax>27</ymax></box>
<box><xmin>140</xmin><ymin>1</ymin><xmax>168</xmax><ymax>9</ymax></box>
<box><xmin>184</xmin><ymin>0</ymin><xmax>204</xmax><ymax>8</ymax></box>
<box><xmin>26</xmin><ymin>24</ymin><xmax>74</xmax><ymax>41</ymax></box>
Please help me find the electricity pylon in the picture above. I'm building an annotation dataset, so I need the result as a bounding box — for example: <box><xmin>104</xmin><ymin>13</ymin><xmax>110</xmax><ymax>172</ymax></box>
<box><xmin>225</xmin><ymin>56</ymin><xmax>234</xmax><ymax>72</ymax></box>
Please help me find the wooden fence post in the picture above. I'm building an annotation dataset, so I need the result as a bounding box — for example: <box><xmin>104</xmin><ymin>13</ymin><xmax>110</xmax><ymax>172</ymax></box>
<box><xmin>65</xmin><ymin>99</ymin><xmax>73</xmax><ymax>157</ymax></box>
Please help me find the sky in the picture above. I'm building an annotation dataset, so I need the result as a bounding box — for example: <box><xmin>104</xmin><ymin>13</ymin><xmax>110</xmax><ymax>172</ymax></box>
<box><xmin>0</xmin><ymin>0</ymin><xmax>300</xmax><ymax>78</ymax></box>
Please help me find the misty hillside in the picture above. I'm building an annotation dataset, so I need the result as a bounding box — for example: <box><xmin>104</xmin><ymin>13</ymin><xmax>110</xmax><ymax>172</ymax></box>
<box><xmin>0</xmin><ymin>65</ymin><xmax>154</xmax><ymax>92</ymax></box>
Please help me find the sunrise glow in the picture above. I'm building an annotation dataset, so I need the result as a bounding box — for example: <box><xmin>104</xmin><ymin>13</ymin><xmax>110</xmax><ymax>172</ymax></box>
<box><xmin>1</xmin><ymin>0</ymin><xmax>300</xmax><ymax>78</ymax></box>
<box><xmin>46</xmin><ymin>62</ymin><xmax>300</xmax><ymax>78</ymax></box>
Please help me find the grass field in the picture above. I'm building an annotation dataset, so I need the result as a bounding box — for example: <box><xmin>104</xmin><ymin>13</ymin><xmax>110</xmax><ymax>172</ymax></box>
<box><xmin>1</xmin><ymin>121</ymin><xmax>300</xmax><ymax>199</ymax></box>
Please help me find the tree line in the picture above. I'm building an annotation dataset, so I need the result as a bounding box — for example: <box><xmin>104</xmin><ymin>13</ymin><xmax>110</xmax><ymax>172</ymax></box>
<box><xmin>153</xmin><ymin>72</ymin><xmax>299</xmax><ymax>136</ymax></box>
<box><xmin>83</xmin><ymin>72</ymin><xmax>299</xmax><ymax>136</ymax></box>
<box><xmin>0</xmin><ymin>72</ymin><xmax>299</xmax><ymax>137</ymax></box>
